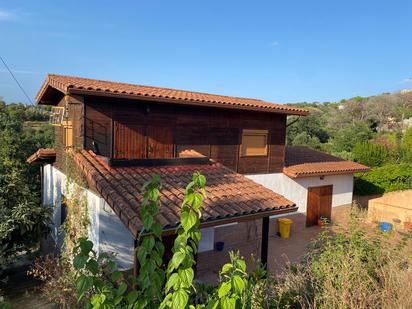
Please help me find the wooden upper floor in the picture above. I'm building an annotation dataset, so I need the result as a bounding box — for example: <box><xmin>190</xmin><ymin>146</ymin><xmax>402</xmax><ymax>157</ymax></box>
<box><xmin>37</xmin><ymin>74</ymin><xmax>308</xmax><ymax>174</ymax></box>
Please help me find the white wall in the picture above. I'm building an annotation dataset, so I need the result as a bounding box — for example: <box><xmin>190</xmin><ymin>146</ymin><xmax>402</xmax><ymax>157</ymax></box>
<box><xmin>98</xmin><ymin>200</ymin><xmax>135</xmax><ymax>270</ymax></box>
<box><xmin>43</xmin><ymin>164</ymin><xmax>66</xmax><ymax>244</ymax></box>
<box><xmin>247</xmin><ymin>173</ymin><xmax>354</xmax><ymax>213</ymax></box>
<box><xmin>43</xmin><ymin>165</ymin><xmax>135</xmax><ymax>270</ymax></box>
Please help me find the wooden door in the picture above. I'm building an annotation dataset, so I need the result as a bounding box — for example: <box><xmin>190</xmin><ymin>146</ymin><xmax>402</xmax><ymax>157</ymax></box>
<box><xmin>306</xmin><ymin>185</ymin><xmax>333</xmax><ymax>227</ymax></box>
<box><xmin>147</xmin><ymin>127</ymin><xmax>174</xmax><ymax>158</ymax></box>
<box><xmin>114</xmin><ymin>123</ymin><xmax>146</xmax><ymax>159</ymax></box>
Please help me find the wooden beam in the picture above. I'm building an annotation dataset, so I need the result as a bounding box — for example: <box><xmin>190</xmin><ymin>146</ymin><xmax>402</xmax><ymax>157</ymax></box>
<box><xmin>158</xmin><ymin>206</ymin><xmax>298</xmax><ymax>236</ymax></box>
<box><xmin>109</xmin><ymin>156</ymin><xmax>209</xmax><ymax>167</ymax></box>
<box><xmin>261</xmin><ymin>216</ymin><xmax>270</xmax><ymax>269</ymax></box>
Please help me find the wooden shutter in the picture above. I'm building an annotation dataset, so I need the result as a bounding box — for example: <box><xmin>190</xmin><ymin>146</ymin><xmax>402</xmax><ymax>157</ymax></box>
<box><xmin>240</xmin><ymin>129</ymin><xmax>268</xmax><ymax>156</ymax></box>
<box><xmin>147</xmin><ymin>127</ymin><xmax>174</xmax><ymax>158</ymax></box>
<box><xmin>114</xmin><ymin>123</ymin><xmax>146</xmax><ymax>159</ymax></box>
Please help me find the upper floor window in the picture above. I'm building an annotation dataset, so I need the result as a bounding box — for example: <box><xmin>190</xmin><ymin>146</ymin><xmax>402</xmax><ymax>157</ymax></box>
<box><xmin>240</xmin><ymin>129</ymin><xmax>268</xmax><ymax>157</ymax></box>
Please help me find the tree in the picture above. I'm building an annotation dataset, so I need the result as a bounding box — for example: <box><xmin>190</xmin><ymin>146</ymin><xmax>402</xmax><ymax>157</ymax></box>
<box><xmin>330</xmin><ymin>121</ymin><xmax>373</xmax><ymax>153</ymax></box>
<box><xmin>0</xmin><ymin>101</ymin><xmax>53</xmax><ymax>271</ymax></box>
<box><xmin>287</xmin><ymin>112</ymin><xmax>329</xmax><ymax>144</ymax></box>
<box><xmin>352</xmin><ymin>142</ymin><xmax>389</xmax><ymax>167</ymax></box>
<box><xmin>291</xmin><ymin>132</ymin><xmax>321</xmax><ymax>150</ymax></box>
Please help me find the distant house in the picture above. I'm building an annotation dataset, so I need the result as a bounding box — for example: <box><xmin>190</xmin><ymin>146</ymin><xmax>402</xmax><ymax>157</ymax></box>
<box><xmin>28</xmin><ymin>74</ymin><xmax>368</xmax><ymax>271</ymax></box>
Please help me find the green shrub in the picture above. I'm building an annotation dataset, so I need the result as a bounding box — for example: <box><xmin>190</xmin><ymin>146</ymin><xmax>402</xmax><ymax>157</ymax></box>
<box><xmin>352</xmin><ymin>141</ymin><xmax>389</xmax><ymax>167</ymax></box>
<box><xmin>354</xmin><ymin>163</ymin><xmax>412</xmax><ymax>195</ymax></box>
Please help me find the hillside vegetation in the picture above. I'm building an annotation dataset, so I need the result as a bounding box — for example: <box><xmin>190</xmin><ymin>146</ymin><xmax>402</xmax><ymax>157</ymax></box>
<box><xmin>287</xmin><ymin>91</ymin><xmax>412</xmax><ymax>194</ymax></box>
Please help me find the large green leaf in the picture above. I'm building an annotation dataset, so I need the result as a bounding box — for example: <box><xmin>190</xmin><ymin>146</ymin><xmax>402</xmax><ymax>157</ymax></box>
<box><xmin>126</xmin><ymin>290</ymin><xmax>139</xmax><ymax>304</ymax></box>
<box><xmin>116</xmin><ymin>282</ymin><xmax>127</xmax><ymax>296</ymax></box>
<box><xmin>231</xmin><ymin>275</ymin><xmax>245</xmax><ymax>294</ymax></box>
<box><xmin>172</xmin><ymin>289</ymin><xmax>189</xmax><ymax>309</ymax></box>
<box><xmin>76</xmin><ymin>274</ymin><xmax>93</xmax><ymax>299</ymax></box>
<box><xmin>73</xmin><ymin>255</ymin><xmax>87</xmax><ymax>270</ymax></box>
<box><xmin>181</xmin><ymin>210</ymin><xmax>197</xmax><ymax>232</ymax></box>
<box><xmin>86</xmin><ymin>259</ymin><xmax>99</xmax><ymax>275</ymax></box>
<box><xmin>80</xmin><ymin>239</ymin><xmax>94</xmax><ymax>255</ymax></box>
<box><xmin>165</xmin><ymin>273</ymin><xmax>180</xmax><ymax>292</ymax></box>
<box><xmin>178</xmin><ymin>267</ymin><xmax>194</xmax><ymax>287</ymax></box>
<box><xmin>218</xmin><ymin>281</ymin><xmax>232</xmax><ymax>298</ymax></box>
<box><xmin>170</xmin><ymin>251</ymin><xmax>186</xmax><ymax>270</ymax></box>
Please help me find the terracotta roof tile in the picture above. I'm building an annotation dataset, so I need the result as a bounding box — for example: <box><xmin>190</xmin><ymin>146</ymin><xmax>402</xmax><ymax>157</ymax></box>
<box><xmin>283</xmin><ymin>146</ymin><xmax>369</xmax><ymax>178</ymax></box>
<box><xmin>36</xmin><ymin>74</ymin><xmax>308</xmax><ymax>116</ymax></box>
<box><xmin>73</xmin><ymin>150</ymin><xmax>296</xmax><ymax>236</ymax></box>
<box><xmin>27</xmin><ymin>148</ymin><xmax>56</xmax><ymax>165</ymax></box>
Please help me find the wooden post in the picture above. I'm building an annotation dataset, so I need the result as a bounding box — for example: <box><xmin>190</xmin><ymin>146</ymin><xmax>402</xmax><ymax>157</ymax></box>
<box><xmin>261</xmin><ymin>216</ymin><xmax>270</xmax><ymax>269</ymax></box>
<box><xmin>133</xmin><ymin>238</ymin><xmax>139</xmax><ymax>278</ymax></box>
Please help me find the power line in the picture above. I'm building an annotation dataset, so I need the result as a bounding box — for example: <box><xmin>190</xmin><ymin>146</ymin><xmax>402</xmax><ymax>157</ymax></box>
<box><xmin>0</xmin><ymin>55</ymin><xmax>33</xmax><ymax>104</ymax></box>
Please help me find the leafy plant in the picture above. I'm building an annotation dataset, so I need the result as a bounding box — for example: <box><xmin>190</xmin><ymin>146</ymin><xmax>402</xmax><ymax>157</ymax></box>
<box><xmin>73</xmin><ymin>238</ymin><xmax>138</xmax><ymax>309</ymax></box>
<box><xmin>160</xmin><ymin>172</ymin><xmax>206</xmax><ymax>309</ymax></box>
<box><xmin>135</xmin><ymin>175</ymin><xmax>165</xmax><ymax>307</ymax></box>
<box><xmin>208</xmin><ymin>251</ymin><xmax>249</xmax><ymax>309</ymax></box>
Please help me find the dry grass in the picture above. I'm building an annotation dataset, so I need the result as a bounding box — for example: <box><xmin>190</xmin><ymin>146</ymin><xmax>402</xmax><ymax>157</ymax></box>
<box><xmin>252</xmin><ymin>207</ymin><xmax>412</xmax><ymax>309</ymax></box>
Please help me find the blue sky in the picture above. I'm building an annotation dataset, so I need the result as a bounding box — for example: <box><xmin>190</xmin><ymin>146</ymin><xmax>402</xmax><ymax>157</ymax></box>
<box><xmin>1</xmin><ymin>0</ymin><xmax>412</xmax><ymax>104</ymax></box>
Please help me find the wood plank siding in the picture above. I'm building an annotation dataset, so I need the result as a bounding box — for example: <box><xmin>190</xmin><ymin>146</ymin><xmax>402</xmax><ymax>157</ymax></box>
<box><xmin>53</xmin><ymin>95</ymin><xmax>85</xmax><ymax>172</ymax></box>
<box><xmin>82</xmin><ymin>96</ymin><xmax>287</xmax><ymax>174</ymax></box>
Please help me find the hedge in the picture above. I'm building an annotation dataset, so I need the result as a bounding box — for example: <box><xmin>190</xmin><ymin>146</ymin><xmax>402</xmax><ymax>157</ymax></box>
<box><xmin>354</xmin><ymin>163</ymin><xmax>412</xmax><ymax>195</ymax></box>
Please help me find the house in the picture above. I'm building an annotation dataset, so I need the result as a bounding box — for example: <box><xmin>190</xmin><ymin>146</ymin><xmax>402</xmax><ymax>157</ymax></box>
<box><xmin>28</xmin><ymin>74</ymin><xmax>368</xmax><ymax>272</ymax></box>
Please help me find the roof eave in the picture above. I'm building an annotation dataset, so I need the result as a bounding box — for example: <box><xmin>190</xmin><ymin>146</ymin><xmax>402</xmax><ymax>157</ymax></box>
<box><xmin>67</xmin><ymin>88</ymin><xmax>309</xmax><ymax>116</ymax></box>
<box><xmin>283</xmin><ymin>168</ymin><xmax>370</xmax><ymax>179</ymax></box>
<box><xmin>36</xmin><ymin>75</ymin><xmax>70</xmax><ymax>105</ymax></box>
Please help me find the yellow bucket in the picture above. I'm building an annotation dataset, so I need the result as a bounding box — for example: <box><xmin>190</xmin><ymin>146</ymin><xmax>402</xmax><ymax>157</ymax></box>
<box><xmin>278</xmin><ymin>218</ymin><xmax>293</xmax><ymax>239</ymax></box>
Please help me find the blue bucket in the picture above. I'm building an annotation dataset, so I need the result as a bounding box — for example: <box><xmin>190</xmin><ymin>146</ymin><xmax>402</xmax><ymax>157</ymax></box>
<box><xmin>380</xmin><ymin>222</ymin><xmax>392</xmax><ymax>232</ymax></box>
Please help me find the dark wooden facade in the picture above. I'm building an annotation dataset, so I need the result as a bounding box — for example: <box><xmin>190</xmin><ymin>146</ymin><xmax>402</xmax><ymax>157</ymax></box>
<box><xmin>56</xmin><ymin>94</ymin><xmax>287</xmax><ymax>174</ymax></box>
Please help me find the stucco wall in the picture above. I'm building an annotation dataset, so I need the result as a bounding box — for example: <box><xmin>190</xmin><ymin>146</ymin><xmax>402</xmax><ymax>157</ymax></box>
<box><xmin>43</xmin><ymin>165</ymin><xmax>134</xmax><ymax>270</ymax></box>
<box><xmin>43</xmin><ymin>164</ymin><xmax>66</xmax><ymax>244</ymax></box>
<box><xmin>98</xmin><ymin>200</ymin><xmax>135</xmax><ymax>270</ymax></box>
<box><xmin>247</xmin><ymin>173</ymin><xmax>354</xmax><ymax>213</ymax></box>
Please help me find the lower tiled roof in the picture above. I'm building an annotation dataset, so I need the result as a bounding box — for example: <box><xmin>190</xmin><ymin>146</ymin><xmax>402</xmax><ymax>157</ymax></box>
<box><xmin>283</xmin><ymin>146</ymin><xmax>369</xmax><ymax>178</ymax></box>
<box><xmin>73</xmin><ymin>150</ymin><xmax>296</xmax><ymax>236</ymax></box>
<box><xmin>27</xmin><ymin>148</ymin><xmax>56</xmax><ymax>165</ymax></box>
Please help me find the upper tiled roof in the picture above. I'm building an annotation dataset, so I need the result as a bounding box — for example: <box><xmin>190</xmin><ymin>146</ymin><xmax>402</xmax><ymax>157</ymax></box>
<box><xmin>283</xmin><ymin>146</ymin><xmax>369</xmax><ymax>178</ymax></box>
<box><xmin>36</xmin><ymin>74</ymin><xmax>309</xmax><ymax>115</ymax></box>
<box><xmin>27</xmin><ymin>148</ymin><xmax>56</xmax><ymax>165</ymax></box>
<box><xmin>73</xmin><ymin>150</ymin><xmax>296</xmax><ymax>236</ymax></box>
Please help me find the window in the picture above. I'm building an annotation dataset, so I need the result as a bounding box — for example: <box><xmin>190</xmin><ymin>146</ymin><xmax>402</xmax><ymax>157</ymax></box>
<box><xmin>240</xmin><ymin>129</ymin><xmax>268</xmax><ymax>156</ymax></box>
<box><xmin>50</xmin><ymin>107</ymin><xmax>65</xmax><ymax>126</ymax></box>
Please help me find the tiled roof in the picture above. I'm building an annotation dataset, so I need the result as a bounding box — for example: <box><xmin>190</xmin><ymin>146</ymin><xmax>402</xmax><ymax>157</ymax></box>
<box><xmin>36</xmin><ymin>74</ymin><xmax>309</xmax><ymax>116</ymax></box>
<box><xmin>283</xmin><ymin>146</ymin><xmax>369</xmax><ymax>178</ymax></box>
<box><xmin>73</xmin><ymin>150</ymin><xmax>296</xmax><ymax>236</ymax></box>
<box><xmin>27</xmin><ymin>148</ymin><xmax>56</xmax><ymax>165</ymax></box>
